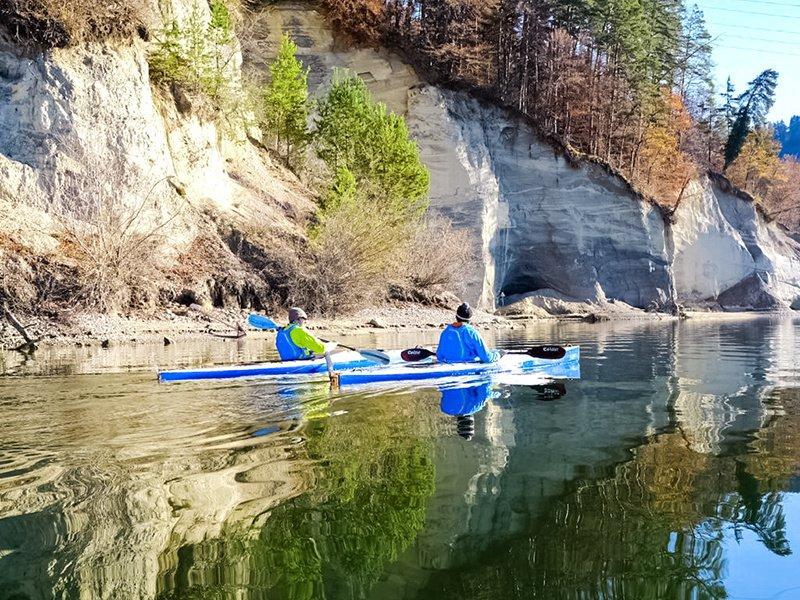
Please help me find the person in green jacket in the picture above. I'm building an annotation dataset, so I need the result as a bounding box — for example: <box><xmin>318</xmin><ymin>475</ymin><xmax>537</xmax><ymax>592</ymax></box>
<box><xmin>276</xmin><ymin>307</ymin><xmax>337</xmax><ymax>360</ymax></box>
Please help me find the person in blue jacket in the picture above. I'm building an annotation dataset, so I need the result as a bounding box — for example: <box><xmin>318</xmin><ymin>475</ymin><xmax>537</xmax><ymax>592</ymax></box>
<box><xmin>436</xmin><ymin>303</ymin><xmax>500</xmax><ymax>363</ymax></box>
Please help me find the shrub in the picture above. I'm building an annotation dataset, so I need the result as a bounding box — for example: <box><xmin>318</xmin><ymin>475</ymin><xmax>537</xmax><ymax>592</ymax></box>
<box><xmin>310</xmin><ymin>195</ymin><xmax>411</xmax><ymax>313</ymax></box>
<box><xmin>148</xmin><ymin>1</ymin><xmax>236</xmax><ymax>101</ymax></box>
<box><xmin>57</xmin><ymin>180</ymin><xmax>180</xmax><ymax>313</ymax></box>
<box><xmin>401</xmin><ymin>215</ymin><xmax>474</xmax><ymax>292</ymax></box>
<box><xmin>0</xmin><ymin>0</ymin><xmax>146</xmax><ymax>48</ymax></box>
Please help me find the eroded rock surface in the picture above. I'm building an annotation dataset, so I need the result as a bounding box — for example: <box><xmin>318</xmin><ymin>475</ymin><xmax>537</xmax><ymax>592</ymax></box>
<box><xmin>255</xmin><ymin>3</ymin><xmax>800</xmax><ymax>312</ymax></box>
<box><xmin>671</xmin><ymin>178</ymin><xmax>800</xmax><ymax>309</ymax></box>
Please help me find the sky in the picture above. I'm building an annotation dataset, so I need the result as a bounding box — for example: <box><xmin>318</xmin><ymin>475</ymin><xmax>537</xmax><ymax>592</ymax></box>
<box><xmin>691</xmin><ymin>0</ymin><xmax>800</xmax><ymax>123</ymax></box>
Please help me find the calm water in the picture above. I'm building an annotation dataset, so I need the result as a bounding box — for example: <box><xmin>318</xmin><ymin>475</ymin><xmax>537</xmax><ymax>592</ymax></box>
<box><xmin>1</xmin><ymin>317</ymin><xmax>799</xmax><ymax>600</ymax></box>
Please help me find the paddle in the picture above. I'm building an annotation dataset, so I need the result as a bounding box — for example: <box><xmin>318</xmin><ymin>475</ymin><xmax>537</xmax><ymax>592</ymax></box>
<box><xmin>189</xmin><ymin>304</ymin><xmax>246</xmax><ymax>339</ymax></box>
<box><xmin>400</xmin><ymin>345</ymin><xmax>567</xmax><ymax>362</ymax></box>
<box><xmin>247</xmin><ymin>313</ymin><xmax>391</xmax><ymax>365</ymax></box>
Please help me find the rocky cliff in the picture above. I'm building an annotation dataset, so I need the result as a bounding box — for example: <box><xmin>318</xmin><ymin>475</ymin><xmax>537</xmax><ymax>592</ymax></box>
<box><xmin>2</xmin><ymin>0</ymin><xmax>799</xmax><ymax>320</ymax></box>
<box><xmin>258</xmin><ymin>1</ymin><xmax>800</xmax><ymax>313</ymax></box>
<box><xmin>0</xmin><ymin>0</ymin><xmax>316</xmax><ymax>316</ymax></box>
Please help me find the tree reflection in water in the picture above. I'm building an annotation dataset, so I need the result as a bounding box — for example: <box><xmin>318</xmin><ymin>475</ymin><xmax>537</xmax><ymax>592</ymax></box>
<box><xmin>156</xmin><ymin>393</ymin><xmax>436</xmax><ymax>600</ymax></box>
<box><xmin>417</xmin><ymin>387</ymin><xmax>800</xmax><ymax>600</ymax></box>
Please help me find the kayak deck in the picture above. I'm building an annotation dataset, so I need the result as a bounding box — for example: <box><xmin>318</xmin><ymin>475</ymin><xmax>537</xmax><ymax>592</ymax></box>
<box><xmin>338</xmin><ymin>346</ymin><xmax>580</xmax><ymax>385</ymax></box>
<box><xmin>158</xmin><ymin>347</ymin><xmax>580</xmax><ymax>385</ymax></box>
<box><xmin>158</xmin><ymin>350</ymin><xmax>398</xmax><ymax>383</ymax></box>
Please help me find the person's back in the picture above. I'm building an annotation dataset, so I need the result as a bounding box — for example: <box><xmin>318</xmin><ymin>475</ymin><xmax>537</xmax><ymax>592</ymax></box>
<box><xmin>436</xmin><ymin>303</ymin><xmax>499</xmax><ymax>364</ymax></box>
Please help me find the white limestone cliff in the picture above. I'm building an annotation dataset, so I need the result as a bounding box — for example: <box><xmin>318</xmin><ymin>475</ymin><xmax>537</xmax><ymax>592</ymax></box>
<box><xmin>256</xmin><ymin>2</ymin><xmax>800</xmax><ymax>312</ymax></box>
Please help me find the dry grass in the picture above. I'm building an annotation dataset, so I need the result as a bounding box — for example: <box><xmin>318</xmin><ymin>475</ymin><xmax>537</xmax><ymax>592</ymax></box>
<box><xmin>1</xmin><ymin>0</ymin><xmax>147</xmax><ymax>48</ymax></box>
<box><xmin>401</xmin><ymin>215</ymin><xmax>474</xmax><ymax>292</ymax></box>
<box><xmin>56</xmin><ymin>179</ymin><xmax>182</xmax><ymax>313</ymax></box>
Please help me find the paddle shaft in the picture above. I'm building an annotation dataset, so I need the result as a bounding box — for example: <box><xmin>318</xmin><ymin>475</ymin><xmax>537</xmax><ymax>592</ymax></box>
<box><xmin>401</xmin><ymin>345</ymin><xmax>566</xmax><ymax>362</ymax></box>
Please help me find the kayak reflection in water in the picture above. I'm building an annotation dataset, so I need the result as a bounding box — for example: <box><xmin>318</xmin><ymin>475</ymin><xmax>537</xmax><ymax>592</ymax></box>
<box><xmin>440</xmin><ymin>381</ymin><xmax>570</xmax><ymax>439</ymax></box>
<box><xmin>530</xmin><ymin>381</ymin><xmax>568</xmax><ymax>401</ymax></box>
<box><xmin>440</xmin><ymin>382</ymin><xmax>500</xmax><ymax>440</ymax></box>
<box><xmin>275</xmin><ymin>307</ymin><xmax>337</xmax><ymax>361</ymax></box>
<box><xmin>437</xmin><ymin>303</ymin><xmax>501</xmax><ymax>364</ymax></box>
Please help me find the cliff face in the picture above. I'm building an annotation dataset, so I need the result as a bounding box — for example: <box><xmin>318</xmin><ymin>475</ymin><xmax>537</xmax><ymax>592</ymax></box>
<box><xmin>2</xmin><ymin>0</ymin><xmax>799</xmax><ymax>317</ymax></box>
<box><xmin>672</xmin><ymin>178</ymin><xmax>800</xmax><ymax>310</ymax></box>
<box><xmin>0</xmin><ymin>0</ymin><xmax>315</xmax><ymax>312</ymax></box>
<box><xmin>407</xmin><ymin>86</ymin><xmax>675</xmax><ymax>309</ymax></box>
<box><xmin>257</xmin><ymin>2</ymin><xmax>800</xmax><ymax>312</ymax></box>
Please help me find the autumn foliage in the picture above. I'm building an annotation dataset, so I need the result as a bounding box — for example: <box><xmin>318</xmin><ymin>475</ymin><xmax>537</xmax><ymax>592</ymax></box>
<box><xmin>318</xmin><ymin>0</ymin><xmax>720</xmax><ymax>208</ymax></box>
<box><xmin>727</xmin><ymin>132</ymin><xmax>800</xmax><ymax>231</ymax></box>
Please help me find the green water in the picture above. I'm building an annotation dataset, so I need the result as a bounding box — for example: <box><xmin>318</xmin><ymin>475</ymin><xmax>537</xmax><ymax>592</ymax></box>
<box><xmin>1</xmin><ymin>318</ymin><xmax>799</xmax><ymax>599</ymax></box>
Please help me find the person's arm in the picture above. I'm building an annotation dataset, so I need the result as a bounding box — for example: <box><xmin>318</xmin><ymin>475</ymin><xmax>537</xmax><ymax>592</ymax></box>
<box><xmin>290</xmin><ymin>327</ymin><xmax>326</xmax><ymax>355</ymax></box>
<box><xmin>468</xmin><ymin>326</ymin><xmax>499</xmax><ymax>363</ymax></box>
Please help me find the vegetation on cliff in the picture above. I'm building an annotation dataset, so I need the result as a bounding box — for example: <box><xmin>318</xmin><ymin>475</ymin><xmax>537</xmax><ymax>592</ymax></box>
<box><xmin>0</xmin><ymin>0</ymin><xmax>146</xmax><ymax>48</ymax></box>
<box><xmin>317</xmin><ymin>0</ymin><xmax>800</xmax><ymax>231</ymax></box>
<box><xmin>254</xmin><ymin>40</ymin><xmax>446</xmax><ymax>312</ymax></box>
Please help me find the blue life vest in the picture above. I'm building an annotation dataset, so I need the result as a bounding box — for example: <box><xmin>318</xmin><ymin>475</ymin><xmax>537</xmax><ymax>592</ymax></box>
<box><xmin>440</xmin><ymin>383</ymin><xmax>493</xmax><ymax>416</ymax></box>
<box><xmin>276</xmin><ymin>324</ymin><xmax>312</xmax><ymax>361</ymax></box>
<box><xmin>436</xmin><ymin>323</ymin><xmax>500</xmax><ymax>364</ymax></box>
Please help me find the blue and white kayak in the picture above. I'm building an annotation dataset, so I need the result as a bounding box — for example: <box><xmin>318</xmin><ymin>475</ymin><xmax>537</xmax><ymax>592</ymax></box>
<box><xmin>158</xmin><ymin>346</ymin><xmax>580</xmax><ymax>385</ymax></box>
<box><xmin>338</xmin><ymin>346</ymin><xmax>580</xmax><ymax>386</ymax></box>
<box><xmin>158</xmin><ymin>350</ymin><xmax>397</xmax><ymax>383</ymax></box>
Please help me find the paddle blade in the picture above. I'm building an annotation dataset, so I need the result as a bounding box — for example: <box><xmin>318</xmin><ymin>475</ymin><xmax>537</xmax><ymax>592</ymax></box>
<box><xmin>358</xmin><ymin>349</ymin><xmax>392</xmax><ymax>365</ymax></box>
<box><xmin>527</xmin><ymin>345</ymin><xmax>567</xmax><ymax>360</ymax></box>
<box><xmin>401</xmin><ymin>347</ymin><xmax>436</xmax><ymax>362</ymax></box>
<box><xmin>248</xmin><ymin>313</ymin><xmax>280</xmax><ymax>330</ymax></box>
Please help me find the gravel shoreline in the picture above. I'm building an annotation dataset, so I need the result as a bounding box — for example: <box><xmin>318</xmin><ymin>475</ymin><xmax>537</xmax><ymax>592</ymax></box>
<box><xmin>5</xmin><ymin>301</ymin><xmax>792</xmax><ymax>351</ymax></box>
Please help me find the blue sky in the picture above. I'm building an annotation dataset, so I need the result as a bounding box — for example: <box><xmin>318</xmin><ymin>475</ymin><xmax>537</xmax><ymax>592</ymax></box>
<box><xmin>691</xmin><ymin>0</ymin><xmax>800</xmax><ymax>123</ymax></box>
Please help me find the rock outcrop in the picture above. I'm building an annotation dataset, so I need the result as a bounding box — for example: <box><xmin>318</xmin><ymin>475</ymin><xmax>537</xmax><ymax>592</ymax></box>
<box><xmin>671</xmin><ymin>177</ymin><xmax>800</xmax><ymax>310</ymax></box>
<box><xmin>0</xmin><ymin>0</ymin><xmax>315</xmax><ymax>312</ymax></box>
<box><xmin>255</xmin><ymin>2</ymin><xmax>800</xmax><ymax>313</ymax></box>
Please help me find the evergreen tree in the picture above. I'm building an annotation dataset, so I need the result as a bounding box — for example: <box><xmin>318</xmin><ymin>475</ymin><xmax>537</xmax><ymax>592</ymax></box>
<box><xmin>724</xmin><ymin>69</ymin><xmax>778</xmax><ymax>168</ymax></box>
<box><xmin>676</xmin><ymin>5</ymin><xmax>713</xmax><ymax>117</ymax></box>
<box><xmin>263</xmin><ymin>33</ymin><xmax>310</xmax><ymax>161</ymax></box>
<box><xmin>314</xmin><ymin>71</ymin><xmax>429</xmax><ymax>219</ymax></box>
<box><xmin>774</xmin><ymin>115</ymin><xmax>800</xmax><ymax>158</ymax></box>
<box><xmin>720</xmin><ymin>77</ymin><xmax>737</xmax><ymax>128</ymax></box>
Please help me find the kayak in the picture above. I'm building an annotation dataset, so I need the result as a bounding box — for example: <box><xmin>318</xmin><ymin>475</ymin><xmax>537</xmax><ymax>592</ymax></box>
<box><xmin>158</xmin><ymin>350</ymin><xmax>397</xmax><ymax>383</ymax></box>
<box><xmin>338</xmin><ymin>346</ymin><xmax>580</xmax><ymax>385</ymax></box>
<box><xmin>158</xmin><ymin>346</ymin><xmax>580</xmax><ymax>385</ymax></box>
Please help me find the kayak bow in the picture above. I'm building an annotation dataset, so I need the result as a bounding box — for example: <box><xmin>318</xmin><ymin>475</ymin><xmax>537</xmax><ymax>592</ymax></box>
<box><xmin>337</xmin><ymin>346</ymin><xmax>580</xmax><ymax>385</ymax></box>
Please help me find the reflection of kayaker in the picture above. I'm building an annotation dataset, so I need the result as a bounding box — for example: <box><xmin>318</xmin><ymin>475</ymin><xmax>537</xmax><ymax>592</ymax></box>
<box><xmin>440</xmin><ymin>382</ymin><xmax>500</xmax><ymax>441</ymax></box>
<box><xmin>437</xmin><ymin>303</ymin><xmax>500</xmax><ymax>364</ymax></box>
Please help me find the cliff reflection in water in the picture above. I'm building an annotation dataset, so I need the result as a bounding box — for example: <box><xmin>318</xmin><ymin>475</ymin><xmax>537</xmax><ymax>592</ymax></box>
<box><xmin>1</xmin><ymin>318</ymin><xmax>799</xmax><ymax>600</ymax></box>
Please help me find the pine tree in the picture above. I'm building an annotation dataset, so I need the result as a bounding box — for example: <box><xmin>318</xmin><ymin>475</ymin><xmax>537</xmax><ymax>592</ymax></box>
<box><xmin>676</xmin><ymin>5</ymin><xmax>712</xmax><ymax>117</ymax></box>
<box><xmin>774</xmin><ymin>115</ymin><xmax>800</xmax><ymax>158</ymax></box>
<box><xmin>263</xmin><ymin>33</ymin><xmax>310</xmax><ymax>161</ymax></box>
<box><xmin>720</xmin><ymin>77</ymin><xmax>737</xmax><ymax>128</ymax></box>
<box><xmin>314</xmin><ymin>71</ymin><xmax>429</xmax><ymax>219</ymax></box>
<box><xmin>724</xmin><ymin>69</ymin><xmax>778</xmax><ymax>168</ymax></box>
